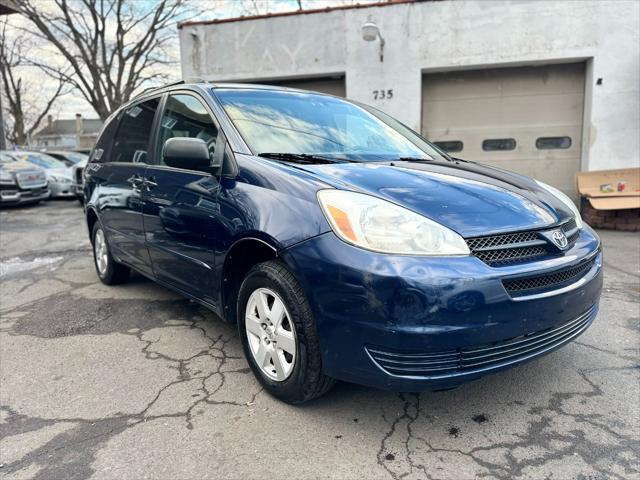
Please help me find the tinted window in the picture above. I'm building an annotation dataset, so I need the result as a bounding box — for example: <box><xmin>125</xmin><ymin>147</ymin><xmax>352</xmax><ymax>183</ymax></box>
<box><xmin>157</xmin><ymin>94</ymin><xmax>218</xmax><ymax>166</ymax></box>
<box><xmin>216</xmin><ymin>88</ymin><xmax>446</xmax><ymax>162</ymax></box>
<box><xmin>536</xmin><ymin>136</ymin><xmax>571</xmax><ymax>149</ymax></box>
<box><xmin>111</xmin><ymin>97</ymin><xmax>159</xmax><ymax>163</ymax></box>
<box><xmin>91</xmin><ymin>113</ymin><xmax>120</xmax><ymax>162</ymax></box>
<box><xmin>482</xmin><ymin>138</ymin><xmax>516</xmax><ymax>151</ymax></box>
<box><xmin>434</xmin><ymin>141</ymin><xmax>463</xmax><ymax>153</ymax></box>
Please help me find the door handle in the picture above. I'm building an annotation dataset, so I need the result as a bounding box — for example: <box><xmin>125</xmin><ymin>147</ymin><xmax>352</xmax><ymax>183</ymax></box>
<box><xmin>143</xmin><ymin>177</ymin><xmax>158</xmax><ymax>190</ymax></box>
<box><xmin>127</xmin><ymin>174</ymin><xmax>144</xmax><ymax>189</ymax></box>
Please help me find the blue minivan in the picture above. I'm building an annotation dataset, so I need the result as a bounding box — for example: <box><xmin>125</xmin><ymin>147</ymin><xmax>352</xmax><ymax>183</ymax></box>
<box><xmin>84</xmin><ymin>81</ymin><xmax>602</xmax><ymax>403</ymax></box>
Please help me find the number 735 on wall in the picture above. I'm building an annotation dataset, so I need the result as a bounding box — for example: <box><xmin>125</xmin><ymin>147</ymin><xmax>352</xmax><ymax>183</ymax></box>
<box><xmin>373</xmin><ymin>89</ymin><xmax>393</xmax><ymax>100</ymax></box>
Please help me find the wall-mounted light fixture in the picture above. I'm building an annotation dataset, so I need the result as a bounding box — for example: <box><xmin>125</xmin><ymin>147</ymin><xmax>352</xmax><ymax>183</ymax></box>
<box><xmin>362</xmin><ymin>17</ymin><xmax>385</xmax><ymax>62</ymax></box>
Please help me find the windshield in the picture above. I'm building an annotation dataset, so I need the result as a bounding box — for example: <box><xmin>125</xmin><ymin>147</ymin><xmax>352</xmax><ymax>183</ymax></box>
<box><xmin>215</xmin><ymin>88</ymin><xmax>446</xmax><ymax>162</ymax></box>
<box><xmin>0</xmin><ymin>152</ymin><xmax>17</xmax><ymax>163</ymax></box>
<box><xmin>65</xmin><ymin>152</ymin><xmax>89</xmax><ymax>164</ymax></box>
<box><xmin>21</xmin><ymin>153</ymin><xmax>66</xmax><ymax>169</ymax></box>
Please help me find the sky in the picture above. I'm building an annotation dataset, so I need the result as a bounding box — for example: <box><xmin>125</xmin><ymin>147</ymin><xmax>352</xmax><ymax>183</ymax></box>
<box><xmin>3</xmin><ymin>0</ymin><xmax>375</xmax><ymax>122</ymax></box>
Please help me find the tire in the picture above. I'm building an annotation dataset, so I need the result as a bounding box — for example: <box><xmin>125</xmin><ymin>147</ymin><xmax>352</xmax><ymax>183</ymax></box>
<box><xmin>237</xmin><ymin>260</ymin><xmax>335</xmax><ymax>404</ymax></box>
<box><xmin>91</xmin><ymin>222</ymin><xmax>130</xmax><ymax>285</ymax></box>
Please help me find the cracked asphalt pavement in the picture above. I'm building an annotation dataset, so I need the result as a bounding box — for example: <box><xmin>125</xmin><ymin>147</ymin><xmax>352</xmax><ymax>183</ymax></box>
<box><xmin>0</xmin><ymin>202</ymin><xmax>638</xmax><ymax>480</ymax></box>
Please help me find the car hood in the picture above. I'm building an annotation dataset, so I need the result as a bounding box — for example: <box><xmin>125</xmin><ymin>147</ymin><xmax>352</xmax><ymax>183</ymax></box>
<box><xmin>289</xmin><ymin>159</ymin><xmax>574</xmax><ymax>237</ymax></box>
<box><xmin>0</xmin><ymin>160</ymin><xmax>44</xmax><ymax>174</ymax></box>
<box><xmin>46</xmin><ymin>167</ymin><xmax>73</xmax><ymax>179</ymax></box>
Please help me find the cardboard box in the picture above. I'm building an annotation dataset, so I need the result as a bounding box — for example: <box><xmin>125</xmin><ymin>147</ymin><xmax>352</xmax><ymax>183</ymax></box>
<box><xmin>577</xmin><ymin>168</ymin><xmax>640</xmax><ymax>210</ymax></box>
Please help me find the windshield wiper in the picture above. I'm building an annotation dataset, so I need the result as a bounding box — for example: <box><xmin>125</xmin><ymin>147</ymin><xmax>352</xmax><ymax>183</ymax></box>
<box><xmin>394</xmin><ymin>156</ymin><xmax>434</xmax><ymax>162</ymax></box>
<box><xmin>258</xmin><ymin>152</ymin><xmax>348</xmax><ymax>164</ymax></box>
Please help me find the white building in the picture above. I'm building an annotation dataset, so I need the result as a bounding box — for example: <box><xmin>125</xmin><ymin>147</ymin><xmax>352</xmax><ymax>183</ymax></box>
<box><xmin>32</xmin><ymin>114</ymin><xmax>102</xmax><ymax>150</ymax></box>
<box><xmin>179</xmin><ymin>0</ymin><xmax>640</xmax><ymax>197</ymax></box>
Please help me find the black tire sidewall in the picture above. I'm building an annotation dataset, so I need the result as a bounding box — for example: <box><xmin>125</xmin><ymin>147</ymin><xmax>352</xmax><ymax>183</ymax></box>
<box><xmin>237</xmin><ymin>263</ymin><xmax>313</xmax><ymax>402</ymax></box>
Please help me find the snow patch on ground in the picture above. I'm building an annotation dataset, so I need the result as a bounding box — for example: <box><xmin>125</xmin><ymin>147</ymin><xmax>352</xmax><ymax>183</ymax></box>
<box><xmin>0</xmin><ymin>256</ymin><xmax>64</xmax><ymax>277</ymax></box>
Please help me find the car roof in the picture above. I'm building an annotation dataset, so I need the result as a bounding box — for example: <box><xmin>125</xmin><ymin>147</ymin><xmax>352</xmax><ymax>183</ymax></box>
<box><xmin>132</xmin><ymin>80</ymin><xmax>338</xmax><ymax>104</ymax></box>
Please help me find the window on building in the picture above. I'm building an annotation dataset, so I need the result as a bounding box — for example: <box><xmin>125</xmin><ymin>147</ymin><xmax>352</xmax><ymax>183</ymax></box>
<box><xmin>156</xmin><ymin>94</ymin><xmax>219</xmax><ymax>167</ymax></box>
<box><xmin>433</xmin><ymin>140</ymin><xmax>463</xmax><ymax>153</ymax></box>
<box><xmin>482</xmin><ymin>138</ymin><xmax>516</xmax><ymax>151</ymax></box>
<box><xmin>536</xmin><ymin>136</ymin><xmax>572</xmax><ymax>150</ymax></box>
<box><xmin>110</xmin><ymin>97</ymin><xmax>160</xmax><ymax>163</ymax></box>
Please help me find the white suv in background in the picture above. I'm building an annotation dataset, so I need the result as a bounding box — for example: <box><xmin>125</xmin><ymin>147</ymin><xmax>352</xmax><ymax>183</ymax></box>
<box><xmin>0</xmin><ymin>152</ymin><xmax>50</xmax><ymax>206</ymax></box>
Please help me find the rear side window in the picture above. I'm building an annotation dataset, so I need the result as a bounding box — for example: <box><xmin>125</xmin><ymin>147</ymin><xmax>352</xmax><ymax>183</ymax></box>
<box><xmin>482</xmin><ymin>138</ymin><xmax>516</xmax><ymax>151</ymax></box>
<box><xmin>92</xmin><ymin>112</ymin><xmax>120</xmax><ymax>162</ymax></box>
<box><xmin>110</xmin><ymin>97</ymin><xmax>160</xmax><ymax>163</ymax></box>
<box><xmin>434</xmin><ymin>140</ymin><xmax>463</xmax><ymax>153</ymax></box>
<box><xmin>536</xmin><ymin>136</ymin><xmax>571</xmax><ymax>149</ymax></box>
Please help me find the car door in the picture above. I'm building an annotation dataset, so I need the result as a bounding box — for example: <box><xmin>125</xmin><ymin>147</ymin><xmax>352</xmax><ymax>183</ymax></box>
<box><xmin>95</xmin><ymin>96</ymin><xmax>160</xmax><ymax>276</ymax></box>
<box><xmin>142</xmin><ymin>92</ymin><xmax>224</xmax><ymax>305</ymax></box>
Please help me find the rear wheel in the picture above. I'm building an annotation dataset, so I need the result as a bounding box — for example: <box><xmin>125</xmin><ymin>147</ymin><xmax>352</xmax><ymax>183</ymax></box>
<box><xmin>92</xmin><ymin>223</ymin><xmax>129</xmax><ymax>285</ymax></box>
<box><xmin>238</xmin><ymin>260</ymin><xmax>335</xmax><ymax>404</ymax></box>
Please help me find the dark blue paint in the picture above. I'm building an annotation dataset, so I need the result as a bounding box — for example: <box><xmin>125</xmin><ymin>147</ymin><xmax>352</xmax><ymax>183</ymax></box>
<box><xmin>84</xmin><ymin>83</ymin><xmax>603</xmax><ymax>392</ymax></box>
<box><xmin>280</xmin><ymin>227</ymin><xmax>601</xmax><ymax>390</ymax></box>
<box><xmin>89</xmin><ymin>163</ymin><xmax>152</xmax><ymax>276</ymax></box>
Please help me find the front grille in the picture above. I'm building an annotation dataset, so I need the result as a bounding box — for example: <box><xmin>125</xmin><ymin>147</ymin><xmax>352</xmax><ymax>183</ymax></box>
<box><xmin>562</xmin><ymin>219</ymin><xmax>580</xmax><ymax>244</ymax></box>
<box><xmin>466</xmin><ymin>219</ymin><xmax>579</xmax><ymax>266</ymax></box>
<box><xmin>16</xmin><ymin>171</ymin><xmax>46</xmax><ymax>189</ymax></box>
<box><xmin>473</xmin><ymin>245</ymin><xmax>548</xmax><ymax>264</ymax></box>
<box><xmin>367</xmin><ymin>305</ymin><xmax>597</xmax><ymax>378</ymax></box>
<box><xmin>562</xmin><ymin>218</ymin><xmax>577</xmax><ymax>233</ymax></box>
<box><xmin>466</xmin><ymin>231</ymin><xmax>539</xmax><ymax>250</ymax></box>
<box><xmin>503</xmin><ymin>258</ymin><xmax>595</xmax><ymax>294</ymax></box>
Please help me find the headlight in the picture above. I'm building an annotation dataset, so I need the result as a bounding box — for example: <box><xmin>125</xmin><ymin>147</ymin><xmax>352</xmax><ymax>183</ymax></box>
<box><xmin>49</xmin><ymin>175</ymin><xmax>71</xmax><ymax>183</ymax></box>
<box><xmin>535</xmin><ymin>180</ymin><xmax>583</xmax><ymax>229</ymax></box>
<box><xmin>317</xmin><ymin>189</ymin><xmax>470</xmax><ymax>255</ymax></box>
<box><xmin>0</xmin><ymin>170</ymin><xmax>15</xmax><ymax>184</ymax></box>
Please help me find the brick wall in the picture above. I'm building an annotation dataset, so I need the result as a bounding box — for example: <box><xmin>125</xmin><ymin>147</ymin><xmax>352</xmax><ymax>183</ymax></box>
<box><xmin>581</xmin><ymin>202</ymin><xmax>640</xmax><ymax>231</ymax></box>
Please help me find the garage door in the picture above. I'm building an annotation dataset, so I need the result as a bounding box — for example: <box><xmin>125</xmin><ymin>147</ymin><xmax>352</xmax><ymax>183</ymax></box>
<box><xmin>261</xmin><ymin>76</ymin><xmax>346</xmax><ymax>97</ymax></box>
<box><xmin>422</xmin><ymin>63</ymin><xmax>585</xmax><ymax>198</ymax></box>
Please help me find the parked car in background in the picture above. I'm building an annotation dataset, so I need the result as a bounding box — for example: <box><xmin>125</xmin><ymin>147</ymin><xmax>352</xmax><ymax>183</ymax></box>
<box><xmin>84</xmin><ymin>82</ymin><xmax>602</xmax><ymax>404</ymax></box>
<box><xmin>13</xmin><ymin>151</ymin><xmax>75</xmax><ymax>198</ymax></box>
<box><xmin>71</xmin><ymin>156</ymin><xmax>89</xmax><ymax>203</ymax></box>
<box><xmin>45</xmin><ymin>150</ymin><xmax>90</xmax><ymax>167</ymax></box>
<box><xmin>0</xmin><ymin>152</ymin><xmax>50</xmax><ymax>206</ymax></box>
<box><xmin>42</xmin><ymin>150</ymin><xmax>90</xmax><ymax>203</ymax></box>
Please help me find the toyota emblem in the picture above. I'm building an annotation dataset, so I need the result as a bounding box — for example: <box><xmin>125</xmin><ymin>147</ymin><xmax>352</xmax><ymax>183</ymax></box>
<box><xmin>552</xmin><ymin>230</ymin><xmax>568</xmax><ymax>249</ymax></box>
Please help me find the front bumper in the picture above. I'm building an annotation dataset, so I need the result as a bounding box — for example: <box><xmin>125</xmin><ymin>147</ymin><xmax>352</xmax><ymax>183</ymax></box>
<box><xmin>0</xmin><ymin>187</ymin><xmax>50</xmax><ymax>206</ymax></box>
<box><xmin>49</xmin><ymin>180</ymin><xmax>75</xmax><ymax>198</ymax></box>
<box><xmin>281</xmin><ymin>225</ymin><xmax>603</xmax><ymax>391</ymax></box>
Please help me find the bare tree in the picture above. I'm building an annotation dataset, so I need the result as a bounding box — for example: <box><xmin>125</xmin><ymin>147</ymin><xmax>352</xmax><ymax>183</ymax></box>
<box><xmin>0</xmin><ymin>20</ymin><xmax>67</xmax><ymax>146</ymax></box>
<box><xmin>18</xmin><ymin>0</ymin><xmax>195</xmax><ymax>120</ymax></box>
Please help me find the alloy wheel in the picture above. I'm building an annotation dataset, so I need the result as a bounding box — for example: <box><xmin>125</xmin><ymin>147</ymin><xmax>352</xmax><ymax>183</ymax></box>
<box><xmin>245</xmin><ymin>288</ymin><xmax>297</xmax><ymax>382</ymax></box>
<box><xmin>94</xmin><ymin>228</ymin><xmax>108</xmax><ymax>275</ymax></box>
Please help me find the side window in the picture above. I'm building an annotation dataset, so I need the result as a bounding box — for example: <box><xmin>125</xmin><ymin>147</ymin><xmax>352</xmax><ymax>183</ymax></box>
<box><xmin>111</xmin><ymin>97</ymin><xmax>160</xmax><ymax>163</ymax></box>
<box><xmin>91</xmin><ymin>112</ymin><xmax>121</xmax><ymax>163</ymax></box>
<box><xmin>157</xmin><ymin>94</ymin><xmax>219</xmax><ymax>167</ymax></box>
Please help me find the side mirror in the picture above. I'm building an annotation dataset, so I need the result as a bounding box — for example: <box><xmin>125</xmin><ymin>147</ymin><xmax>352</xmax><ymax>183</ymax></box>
<box><xmin>163</xmin><ymin>137</ymin><xmax>211</xmax><ymax>171</ymax></box>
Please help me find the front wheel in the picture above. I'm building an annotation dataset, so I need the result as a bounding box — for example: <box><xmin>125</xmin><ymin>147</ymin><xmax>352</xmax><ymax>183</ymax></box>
<box><xmin>238</xmin><ymin>260</ymin><xmax>335</xmax><ymax>404</ymax></box>
<box><xmin>92</xmin><ymin>223</ymin><xmax>130</xmax><ymax>285</ymax></box>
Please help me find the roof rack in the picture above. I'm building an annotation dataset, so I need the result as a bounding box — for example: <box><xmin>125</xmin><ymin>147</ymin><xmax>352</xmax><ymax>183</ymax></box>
<box><xmin>134</xmin><ymin>77</ymin><xmax>209</xmax><ymax>99</ymax></box>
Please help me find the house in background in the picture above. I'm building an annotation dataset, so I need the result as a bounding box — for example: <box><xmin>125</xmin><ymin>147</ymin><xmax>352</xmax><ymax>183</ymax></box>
<box><xmin>31</xmin><ymin>114</ymin><xmax>103</xmax><ymax>150</ymax></box>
